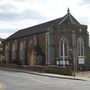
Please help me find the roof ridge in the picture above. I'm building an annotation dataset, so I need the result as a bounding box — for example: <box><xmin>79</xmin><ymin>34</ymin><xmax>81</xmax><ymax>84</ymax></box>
<box><xmin>58</xmin><ymin>12</ymin><xmax>80</xmax><ymax>25</ymax></box>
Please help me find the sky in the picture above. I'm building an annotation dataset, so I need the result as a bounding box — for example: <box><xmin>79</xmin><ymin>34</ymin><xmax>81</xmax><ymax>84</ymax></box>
<box><xmin>0</xmin><ymin>0</ymin><xmax>90</xmax><ymax>39</ymax></box>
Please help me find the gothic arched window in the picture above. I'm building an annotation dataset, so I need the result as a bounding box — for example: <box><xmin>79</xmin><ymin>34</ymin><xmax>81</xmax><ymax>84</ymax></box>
<box><xmin>20</xmin><ymin>42</ymin><xmax>24</xmax><ymax>60</ymax></box>
<box><xmin>19</xmin><ymin>41</ymin><xmax>26</xmax><ymax>65</ymax></box>
<box><xmin>12</xmin><ymin>41</ymin><xmax>17</xmax><ymax>60</ymax></box>
<box><xmin>5</xmin><ymin>43</ymin><xmax>10</xmax><ymax>63</ymax></box>
<box><xmin>5</xmin><ymin>45</ymin><xmax>8</xmax><ymax>60</ymax></box>
<box><xmin>77</xmin><ymin>37</ymin><xmax>84</xmax><ymax>56</ymax></box>
<box><xmin>59</xmin><ymin>37</ymin><xmax>69</xmax><ymax>57</ymax></box>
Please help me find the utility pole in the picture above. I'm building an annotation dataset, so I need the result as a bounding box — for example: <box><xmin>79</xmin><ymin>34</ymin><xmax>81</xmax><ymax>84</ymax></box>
<box><xmin>72</xmin><ymin>30</ymin><xmax>77</xmax><ymax>77</ymax></box>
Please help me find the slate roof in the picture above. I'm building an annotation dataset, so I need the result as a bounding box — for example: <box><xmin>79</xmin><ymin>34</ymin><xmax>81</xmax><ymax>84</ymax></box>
<box><xmin>6</xmin><ymin>10</ymin><xmax>81</xmax><ymax>41</ymax></box>
<box><xmin>6</xmin><ymin>18</ymin><xmax>63</xmax><ymax>40</ymax></box>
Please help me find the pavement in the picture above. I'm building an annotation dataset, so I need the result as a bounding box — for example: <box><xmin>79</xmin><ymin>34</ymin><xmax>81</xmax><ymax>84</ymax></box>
<box><xmin>76</xmin><ymin>71</ymin><xmax>90</xmax><ymax>78</ymax></box>
<box><xmin>0</xmin><ymin>67</ymin><xmax>89</xmax><ymax>81</ymax></box>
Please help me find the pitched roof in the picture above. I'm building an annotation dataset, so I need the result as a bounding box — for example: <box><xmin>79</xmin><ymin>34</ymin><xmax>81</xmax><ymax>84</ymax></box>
<box><xmin>6</xmin><ymin>10</ymin><xmax>81</xmax><ymax>40</ymax></box>
<box><xmin>7</xmin><ymin>18</ymin><xmax>63</xmax><ymax>40</ymax></box>
<box><xmin>58</xmin><ymin>12</ymin><xmax>80</xmax><ymax>25</ymax></box>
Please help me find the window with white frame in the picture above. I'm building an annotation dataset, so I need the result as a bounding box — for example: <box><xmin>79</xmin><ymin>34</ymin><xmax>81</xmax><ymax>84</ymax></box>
<box><xmin>77</xmin><ymin>37</ymin><xmax>84</xmax><ymax>56</ymax></box>
<box><xmin>59</xmin><ymin>37</ymin><xmax>69</xmax><ymax>57</ymax></box>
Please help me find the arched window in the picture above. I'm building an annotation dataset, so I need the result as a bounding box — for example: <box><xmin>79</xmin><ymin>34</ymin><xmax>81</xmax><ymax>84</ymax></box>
<box><xmin>19</xmin><ymin>41</ymin><xmax>26</xmax><ymax>65</ymax></box>
<box><xmin>12</xmin><ymin>42</ymin><xmax>16</xmax><ymax>60</ymax></box>
<box><xmin>5</xmin><ymin>45</ymin><xmax>8</xmax><ymax>60</ymax></box>
<box><xmin>5</xmin><ymin>43</ymin><xmax>10</xmax><ymax>63</ymax></box>
<box><xmin>77</xmin><ymin>37</ymin><xmax>84</xmax><ymax>56</ymax></box>
<box><xmin>59</xmin><ymin>37</ymin><xmax>69</xmax><ymax>57</ymax></box>
<box><xmin>28</xmin><ymin>40</ymin><xmax>33</xmax><ymax>59</ymax></box>
<box><xmin>20</xmin><ymin>42</ymin><xmax>24</xmax><ymax>60</ymax></box>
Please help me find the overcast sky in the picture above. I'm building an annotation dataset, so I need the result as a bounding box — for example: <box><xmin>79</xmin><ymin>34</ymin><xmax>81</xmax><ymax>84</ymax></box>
<box><xmin>0</xmin><ymin>0</ymin><xmax>90</xmax><ymax>38</ymax></box>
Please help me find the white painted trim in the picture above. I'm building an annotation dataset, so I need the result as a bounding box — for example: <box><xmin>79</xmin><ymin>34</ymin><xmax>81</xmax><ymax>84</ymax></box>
<box><xmin>62</xmin><ymin>40</ymin><xmax>65</xmax><ymax>67</ymax></box>
<box><xmin>77</xmin><ymin>37</ymin><xmax>84</xmax><ymax>56</ymax></box>
<box><xmin>59</xmin><ymin>37</ymin><xmax>69</xmax><ymax>66</ymax></box>
<box><xmin>59</xmin><ymin>37</ymin><xmax>69</xmax><ymax>57</ymax></box>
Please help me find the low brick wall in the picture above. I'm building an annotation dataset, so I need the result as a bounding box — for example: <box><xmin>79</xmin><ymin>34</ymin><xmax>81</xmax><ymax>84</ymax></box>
<box><xmin>0</xmin><ymin>64</ymin><xmax>45</xmax><ymax>72</ymax></box>
<box><xmin>45</xmin><ymin>65</ymin><xmax>72</xmax><ymax>76</ymax></box>
<box><xmin>78</xmin><ymin>64</ymin><xmax>90</xmax><ymax>71</ymax></box>
<box><xmin>0</xmin><ymin>63</ymin><xmax>18</xmax><ymax>68</ymax></box>
<box><xmin>27</xmin><ymin>65</ymin><xmax>45</xmax><ymax>72</ymax></box>
<box><xmin>0</xmin><ymin>64</ymin><xmax>72</xmax><ymax>75</ymax></box>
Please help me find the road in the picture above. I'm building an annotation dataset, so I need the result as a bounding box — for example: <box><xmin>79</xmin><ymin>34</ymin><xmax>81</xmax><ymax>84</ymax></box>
<box><xmin>0</xmin><ymin>70</ymin><xmax>90</xmax><ymax>90</ymax></box>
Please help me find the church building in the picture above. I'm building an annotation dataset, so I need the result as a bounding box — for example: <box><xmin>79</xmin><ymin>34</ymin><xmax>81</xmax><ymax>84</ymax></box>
<box><xmin>2</xmin><ymin>9</ymin><xmax>90</xmax><ymax>70</ymax></box>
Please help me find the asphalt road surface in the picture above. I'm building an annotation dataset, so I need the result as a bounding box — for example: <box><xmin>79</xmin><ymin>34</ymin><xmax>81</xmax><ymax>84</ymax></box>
<box><xmin>0</xmin><ymin>70</ymin><xmax>90</xmax><ymax>90</ymax></box>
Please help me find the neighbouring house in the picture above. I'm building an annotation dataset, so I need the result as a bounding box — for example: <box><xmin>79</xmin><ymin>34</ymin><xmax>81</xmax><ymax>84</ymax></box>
<box><xmin>2</xmin><ymin>9</ymin><xmax>90</xmax><ymax>71</ymax></box>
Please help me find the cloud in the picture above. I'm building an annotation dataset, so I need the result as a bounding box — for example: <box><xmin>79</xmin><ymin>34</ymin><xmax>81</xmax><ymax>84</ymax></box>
<box><xmin>0</xmin><ymin>28</ymin><xmax>15</xmax><ymax>33</ymax></box>
<box><xmin>13</xmin><ymin>0</ymin><xmax>48</xmax><ymax>3</ymax></box>
<box><xmin>0</xmin><ymin>0</ymin><xmax>46</xmax><ymax>21</ymax></box>
<box><xmin>79</xmin><ymin>17</ymin><xmax>90</xmax><ymax>24</ymax></box>
<box><xmin>0</xmin><ymin>4</ymin><xmax>18</xmax><ymax>20</ymax></box>
<box><xmin>0</xmin><ymin>4</ymin><xmax>47</xmax><ymax>21</ymax></box>
<box><xmin>21</xmin><ymin>9</ymin><xmax>47</xmax><ymax>20</ymax></box>
<box><xmin>0</xmin><ymin>12</ymin><xmax>18</xmax><ymax>21</ymax></box>
<box><xmin>0</xmin><ymin>4</ymin><xmax>17</xmax><ymax>11</ymax></box>
<box><xmin>0</xmin><ymin>28</ymin><xmax>17</xmax><ymax>38</ymax></box>
<box><xmin>81</xmin><ymin>0</ymin><xmax>90</xmax><ymax>3</ymax></box>
<box><xmin>13</xmin><ymin>0</ymin><xmax>25</xmax><ymax>2</ymax></box>
<box><xmin>79</xmin><ymin>0</ymin><xmax>90</xmax><ymax>5</ymax></box>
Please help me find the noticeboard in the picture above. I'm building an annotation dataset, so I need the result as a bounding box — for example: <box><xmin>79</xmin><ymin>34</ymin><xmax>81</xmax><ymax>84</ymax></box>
<box><xmin>78</xmin><ymin>57</ymin><xmax>85</xmax><ymax>64</ymax></box>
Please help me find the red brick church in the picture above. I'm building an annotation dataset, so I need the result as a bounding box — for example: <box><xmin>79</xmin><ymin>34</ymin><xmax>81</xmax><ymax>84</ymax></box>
<box><xmin>2</xmin><ymin>9</ymin><xmax>90</xmax><ymax>71</ymax></box>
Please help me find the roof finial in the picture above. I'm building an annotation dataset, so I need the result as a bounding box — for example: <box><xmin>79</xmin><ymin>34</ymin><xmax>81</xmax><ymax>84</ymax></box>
<box><xmin>67</xmin><ymin>8</ymin><xmax>70</xmax><ymax>13</ymax></box>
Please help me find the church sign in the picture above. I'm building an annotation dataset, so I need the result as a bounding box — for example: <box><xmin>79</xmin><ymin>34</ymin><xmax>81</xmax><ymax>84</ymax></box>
<box><xmin>78</xmin><ymin>57</ymin><xmax>85</xmax><ymax>64</ymax></box>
